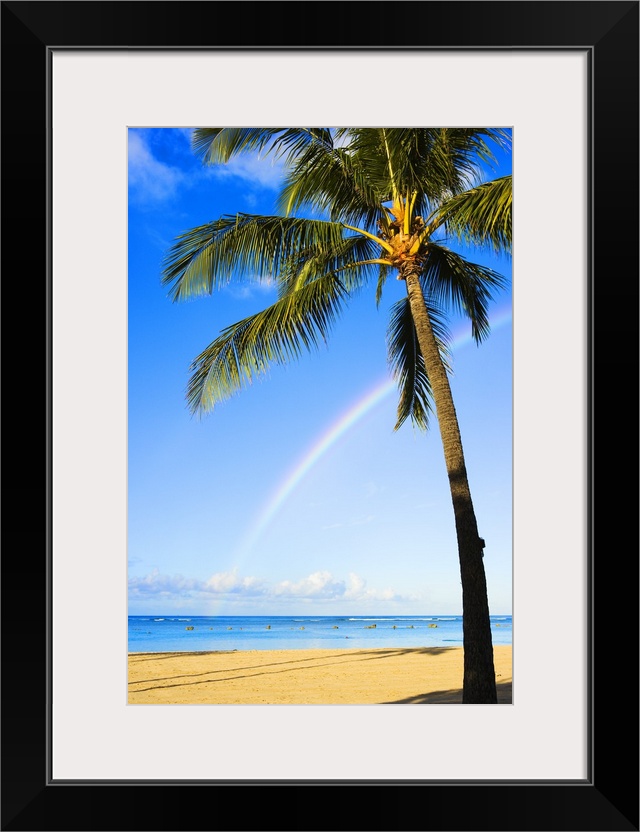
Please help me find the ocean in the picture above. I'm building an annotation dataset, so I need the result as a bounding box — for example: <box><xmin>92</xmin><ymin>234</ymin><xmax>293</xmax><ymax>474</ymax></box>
<box><xmin>128</xmin><ymin>614</ymin><xmax>512</xmax><ymax>653</ymax></box>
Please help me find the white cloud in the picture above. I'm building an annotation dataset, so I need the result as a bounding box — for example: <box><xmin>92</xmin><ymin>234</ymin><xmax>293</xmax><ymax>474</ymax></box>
<box><xmin>205</xmin><ymin>153</ymin><xmax>285</xmax><ymax>190</ymax></box>
<box><xmin>128</xmin><ymin>131</ymin><xmax>185</xmax><ymax>203</ymax></box>
<box><xmin>345</xmin><ymin>572</ymin><xmax>365</xmax><ymax>594</ymax></box>
<box><xmin>343</xmin><ymin>572</ymin><xmax>406</xmax><ymax>603</ymax></box>
<box><xmin>128</xmin><ymin>567</ymin><xmax>412</xmax><ymax>604</ymax></box>
<box><xmin>204</xmin><ymin>569</ymin><xmax>264</xmax><ymax>594</ymax></box>
<box><xmin>128</xmin><ymin>568</ymin><xmax>266</xmax><ymax>599</ymax></box>
<box><xmin>272</xmin><ymin>570</ymin><xmax>410</xmax><ymax>603</ymax></box>
<box><xmin>223</xmin><ymin>277</ymin><xmax>276</xmax><ymax>301</ymax></box>
<box><xmin>175</xmin><ymin>127</ymin><xmax>194</xmax><ymax>143</ymax></box>
<box><xmin>274</xmin><ymin>571</ymin><xmax>346</xmax><ymax>599</ymax></box>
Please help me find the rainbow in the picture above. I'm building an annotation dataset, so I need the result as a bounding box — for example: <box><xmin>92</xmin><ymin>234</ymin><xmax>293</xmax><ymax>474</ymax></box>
<box><xmin>234</xmin><ymin>304</ymin><xmax>512</xmax><ymax>561</ymax></box>
<box><xmin>235</xmin><ymin>378</ymin><xmax>396</xmax><ymax>560</ymax></box>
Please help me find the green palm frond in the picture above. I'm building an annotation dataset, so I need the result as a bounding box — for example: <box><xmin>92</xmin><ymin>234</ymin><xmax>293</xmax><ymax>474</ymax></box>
<box><xmin>387</xmin><ymin>297</ymin><xmax>453</xmax><ymax>431</ymax></box>
<box><xmin>339</xmin><ymin>128</ymin><xmax>432</xmax><ymax>205</ymax></box>
<box><xmin>276</xmin><ymin>235</ymin><xmax>385</xmax><ymax>298</ymax></box>
<box><xmin>192</xmin><ymin>128</ymin><xmax>333</xmax><ymax>166</ymax></box>
<box><xmin>276</xmin><ymin>141</ymin><xmax>384</xmax><ymax>228</ymax></box>
<box><xmin>163</xmin><ymin>127</ymin><xmax>511</xmax><ymax>421</ymax></box>
<box><xmin>375</xmin><ymin>262</ymin><xmax>391</xmax><ymax>308</ymax></box>
<box><xmin>161</xmin><ymin>215</ymin><xmax>348</xmax><ymax>302</ymax></box>
<box><xmin>429</xmin><ymin>175</ymin><xmax>512</xmax><ymax>254</ymax></box>
<box><xmin>345</xmin><ymin>128</ymin><xmax>509</xmax><ymax>208</ymax></box>
<box><xmin>187</xmin><ymin>274</ymin><xmax>349</xmax><ymax>414</ymax></box>
<box><xmin>429</xmin><ymin>129</ymin><xmax>511</xmax><ymax>187</ymax></box>
<box><xmin>421</xmin><ymin>244</ymin><xmax>508</xmax><ymax>343</ymax></box>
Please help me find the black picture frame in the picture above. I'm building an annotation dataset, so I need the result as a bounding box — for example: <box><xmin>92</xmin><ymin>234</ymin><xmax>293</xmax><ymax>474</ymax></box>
<box><xmin>2</xmin><ymin>2</ymin><xmax>638</xmax><ymax>830</ymax></box>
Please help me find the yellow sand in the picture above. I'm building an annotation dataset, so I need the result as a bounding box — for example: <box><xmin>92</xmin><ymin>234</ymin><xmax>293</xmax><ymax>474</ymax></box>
<box><xmin>128</xmin><ymin>645</ymin><xmax>512</xmax><ymax>704</ymax></box>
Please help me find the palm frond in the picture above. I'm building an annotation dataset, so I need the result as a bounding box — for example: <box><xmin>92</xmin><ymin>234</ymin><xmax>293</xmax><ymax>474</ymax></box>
<box><xmin>429</xmin><ymin>175</ymin><xmax>512</xmax><ymax>254</ymax></box>
<box><xmin>187</xmin><ymin>274</ymin><xmax>349</xmax><ymax>414</ymax></box>
<box><xmin>345</xmin><ymin>128</ymin><xmax>509</xmax><ymax>208</ymax></box>
<box><xmin>375</xmin><ymin>262</ymin><xmax>391</xmax><ymax>308</ymax></box>
<box><xmin>276</xmin><ymin>141</ymin><xmax>384</xmax><ymax>228</ymax></box>
<box><xmin>191</xmin><ymin>128</ymin><xmax>333</xmax><ymax>166</ymax></box>
<box><xmin>165</xmin><ymin>127</ymin><xmax>512</xmax><ymax>424</ymax></box>
<box><xmin>421</xmin><ymin>243</ymin><xmax>508</xmax><ymax>343</ymax></box>
<box><xmin>437</xmin><ymin>128</ymin><xmax>511</xmax><ymax>175</ymax></box>
<box><xmin>161</xmin><ymin>215</ymin><xmax>348</xmax><ymax>302</ymax></box>
<box><xmin>387</xmin><ymin>297</ymin><xmax>453</xmax><ymax>431</ymax></box>
<box><xmin>276</xmin><ymin>235</ymin><xmax>385</xmax><ymax>298</ymax></box>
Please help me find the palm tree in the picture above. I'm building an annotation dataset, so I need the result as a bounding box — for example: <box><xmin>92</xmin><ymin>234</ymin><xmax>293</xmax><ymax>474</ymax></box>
<box><xmin>161</xmin><ymin>128</ymin><xmax>512</xmax><ymax>703</ymax></box>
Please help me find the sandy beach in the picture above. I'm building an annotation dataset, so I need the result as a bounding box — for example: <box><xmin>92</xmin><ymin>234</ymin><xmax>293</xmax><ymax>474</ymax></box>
<box><xmin>128</xmin><ymin>644</ymin><xmax>512</xmax><ymax>704</ymax></box>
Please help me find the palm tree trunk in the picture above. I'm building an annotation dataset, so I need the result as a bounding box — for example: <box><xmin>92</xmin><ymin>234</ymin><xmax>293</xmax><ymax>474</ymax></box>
<box><xmin>402</xmin><ymin>262</ymin><xmax>497</xmax><ymax>703</ymax></box>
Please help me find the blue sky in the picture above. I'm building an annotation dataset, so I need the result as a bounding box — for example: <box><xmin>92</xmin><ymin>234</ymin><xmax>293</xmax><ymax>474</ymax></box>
<box><xmin>127</xmin><ymin>128</ymin><xmax>512</xmax><ymax>616</ymax></box>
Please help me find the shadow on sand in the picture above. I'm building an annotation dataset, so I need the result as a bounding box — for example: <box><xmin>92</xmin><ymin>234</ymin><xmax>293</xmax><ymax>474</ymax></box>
<box><xmin>381</xmin><ymin>679</ymin><xmax>512</xmax><ymax>704</ymax></box>
<box><xmin>128</xmin><ymin>647</ymin><xmax>454</xmax><ymax>691</ymax></box>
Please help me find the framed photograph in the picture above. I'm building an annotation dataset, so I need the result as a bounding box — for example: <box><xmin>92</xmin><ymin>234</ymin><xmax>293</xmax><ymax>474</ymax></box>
<box><xmin>2</xmin><ymin>2</ymin><xmax>637</xmax><ymax>830</ymax></box>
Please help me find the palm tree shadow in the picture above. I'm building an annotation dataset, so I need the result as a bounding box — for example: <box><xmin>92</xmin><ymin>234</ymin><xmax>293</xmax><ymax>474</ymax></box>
<box><xmin>382</xmin><ymin>679</ymin><xmax>512</xmax><ymax>704</ymax></box>
<box><xmin>129</xmin><ymin>647</ymin><xmax>455</xmax><ymax>691</ymax></box>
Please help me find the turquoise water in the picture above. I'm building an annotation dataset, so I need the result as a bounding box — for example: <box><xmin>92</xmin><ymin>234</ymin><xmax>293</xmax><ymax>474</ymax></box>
<box><xmin>128</xmin><ymin>614</ymin><xmax>512</xmax><ymax>653</ymax></box>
